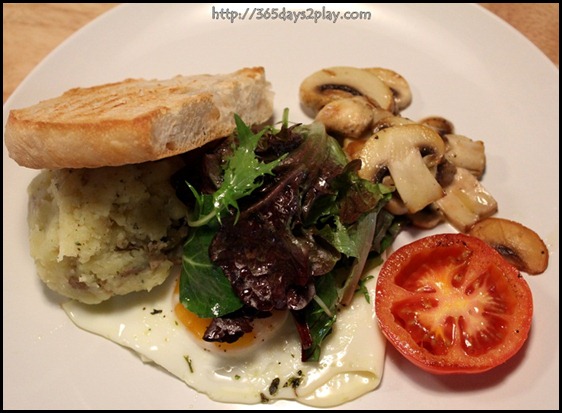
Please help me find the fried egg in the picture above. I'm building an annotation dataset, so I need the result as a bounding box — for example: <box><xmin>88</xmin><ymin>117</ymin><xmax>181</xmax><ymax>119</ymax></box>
<box><xmin>63</xmin><ymin>267</ymin><xmax>386</xmax><ymax>407</ymax></box>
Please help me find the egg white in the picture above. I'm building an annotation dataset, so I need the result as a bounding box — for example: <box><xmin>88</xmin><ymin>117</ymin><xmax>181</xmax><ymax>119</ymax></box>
<box><xmin>63</xmin><ymin>267</ymin><xmax>386</xmax><ymax>407</ymax></box>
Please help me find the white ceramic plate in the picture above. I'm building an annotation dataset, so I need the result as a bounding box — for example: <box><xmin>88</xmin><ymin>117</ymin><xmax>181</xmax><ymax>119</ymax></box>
<box><xmin>3</xmin><ymin>3</ymin><xmax>559</xmax><ymax>410</ymax></box>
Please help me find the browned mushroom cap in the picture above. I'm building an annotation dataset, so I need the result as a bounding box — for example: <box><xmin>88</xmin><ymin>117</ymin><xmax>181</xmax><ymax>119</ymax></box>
<box><xmin>419</xmin><ymin>116</ymin><xmax>455</xmax><ymax>136</ymax></box>
<box><xmin>315</xmin><ymin>96</ymin><xmax>401</xmax><ymax>140</ymax></box>
<box><xmin>468</xmin><ymin>217</ymin><xmax>549</xmax><ymax>275</ymax></box>
<box><xmin>408</xmin><ymin>205</ymin><xmax>445</xmax><ymax>229</ymax></box>
<box><xmin>342</xmin><ymin>137</ymin><xmax>368</xmax><ymax>159</ymax></box>
<box><xmin>372</xmin><ymin>115</ymin><xmax>416</xmax><ymax>134</ymax></box>
<box><xmin>365</xmin><ymin>67</ymin><xmax>413</xmax><ymax>112</ymax></box>
<box><xmin>299</xmin><ymin>66</ymin><xmax>394</xmax><ymax>115</ymax></box>
<box><xmin>352</xmin><ymin>124</ymin><xmax>445</xmax><ymax>213</ymax></box>
<box><xmin>315</xmin><ymin>97</ymin><xmax>375</xmax><ymax>139</ymax></box>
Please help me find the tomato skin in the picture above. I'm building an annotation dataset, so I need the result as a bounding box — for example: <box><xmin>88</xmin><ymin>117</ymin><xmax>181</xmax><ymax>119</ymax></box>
<box><xmin>375</xmin><ymin>233</ymin><xmax>533</xmax><ymax>374</ymax></box>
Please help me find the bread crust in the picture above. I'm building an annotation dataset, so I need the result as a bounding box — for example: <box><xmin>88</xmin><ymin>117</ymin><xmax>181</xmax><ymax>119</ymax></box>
<box><xmin>5</xmin><ymin>67</ymin><xmax>273</xmax><ymax>169</ymax></box>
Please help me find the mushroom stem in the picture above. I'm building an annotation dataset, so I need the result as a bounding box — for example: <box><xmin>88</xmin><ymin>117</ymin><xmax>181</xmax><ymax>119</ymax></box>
<box><xmin>354</xmin><ymin>124</ymin><xmax>445</xmax><ymax>214</ymax></box>
<box><xmin>388</xmin><ymin>149</ymin><xmax>444</xmax><ymax>213</ymax></box>
<box><xmin>434</xmin><ymin>167</ymin><xmax>497</xmax><ymax>232</ymax></box>
<box><xmin>443</xmin><ymin>134</ymin><xmax>486</xmax><ymax>179</ymax></box>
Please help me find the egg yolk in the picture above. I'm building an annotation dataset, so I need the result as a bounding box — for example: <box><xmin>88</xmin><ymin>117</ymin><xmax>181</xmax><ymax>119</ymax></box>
<box><xmin>173</xmin><ymin>278</ymin><xmax>267</xmax><ymax>351</ymax></box>
<box><xmin>174</xmin><ymin>302</ymin><xmax>259</xmax><ymax>351</ymax></box>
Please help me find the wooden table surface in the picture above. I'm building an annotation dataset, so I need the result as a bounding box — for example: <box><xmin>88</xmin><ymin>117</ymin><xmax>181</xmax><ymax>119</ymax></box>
<box><xmin>2</xmin><ymin>3</ymin><xmax>559</xmax><ymax>104</ymax></box>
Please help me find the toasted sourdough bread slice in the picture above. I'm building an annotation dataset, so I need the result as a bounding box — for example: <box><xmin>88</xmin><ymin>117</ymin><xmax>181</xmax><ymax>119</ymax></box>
<box><xmin>5</xmin><ymin>67</ymin><xmax>273</xmax><ymax>169</ymax></box>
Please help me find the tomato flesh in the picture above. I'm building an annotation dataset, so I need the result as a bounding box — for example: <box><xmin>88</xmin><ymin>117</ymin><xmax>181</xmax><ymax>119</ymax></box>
<box><xmin>375</xmin><ymin>233</ymin><xmax>533</xmax><ymax>374</ymax></box>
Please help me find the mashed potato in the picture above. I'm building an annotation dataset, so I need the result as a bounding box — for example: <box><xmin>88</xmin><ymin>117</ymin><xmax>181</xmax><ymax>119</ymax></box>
<box><xmin>27</xmin><ymin>157</ymin><xmax>189</xmax><ymax>304</ymax></box>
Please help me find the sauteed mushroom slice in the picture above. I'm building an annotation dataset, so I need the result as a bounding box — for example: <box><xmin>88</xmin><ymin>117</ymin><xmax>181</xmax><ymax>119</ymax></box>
<box><xmin>299</xmin><ymin>66</ymin><xmax>394</xmax><ymax>115</ymax></box>
<box><xmin>380</xmin><ymin>175</ymin><xmax>409</xmax><ymax>216</ymax></box>
<box><xmin>434</xmin><ymin>167</ymin><xmax>497</xmax><ymax>232</ymax></box>
<box><xmin>342</xmin><ymin>137</ymin><xmax>368</xmax><ymax>159</ymax></box>
<box><xmin>372</xmin><ymin>115</ymin><xmax>416</xmax><ymax>133</ymax></box>
<box><xmin>316</xmin><ymin>97</ymin><xmax>398</xmax><ymax>140</ymax></box>
<box><xmin>353</xmin><ymin>124</ymin><xmax>445</xmax><ymax>213</ymax></box>
<box><xmin>469</xmin><ymin>217</ymin><xmax>549</xmax><ymax>275</ymax></box>
<box><xmin>435</xmin><ymin>158</ymin><xmax>458</xmax><ymax>187</ymax></box>
<box><xmin>385</xmin><ymin>195</ymin><xmax>409</xmax><ymax>216</ymax></box>
<box><xmin>443</xmin><ymin>134</ymin><xmax>486</xmax><ymax>179</ymax></box>
<box><xmin>408</xmin><ymin>205</ymin><xmax>445</xmax><ymax>229</ymax></box>
<box><xmin>419</xmin><ymin>116</ymin><xmax>455</xmax><ymax>136</ymax></box>
<box><xmin>365</xmin><ymin>67</ymin><xmax>413</xmax><ymax>111</ymax></box>
<box><xmin>315</xmin><ymin>96</ymin><xmax>375</xmax><ymax>139</ymax></box>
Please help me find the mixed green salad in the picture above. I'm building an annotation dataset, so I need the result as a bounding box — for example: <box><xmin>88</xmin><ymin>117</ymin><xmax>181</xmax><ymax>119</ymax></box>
<box><xmin>173</xmin><ymin>111</ymin><xmax>404</xmax><ymax>361</ymax></box>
